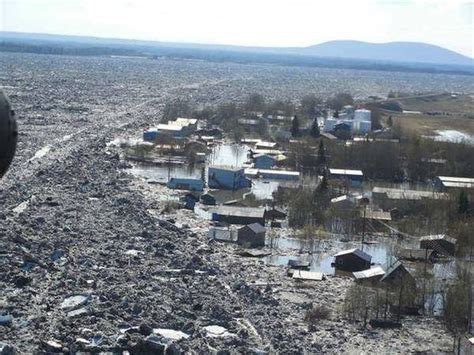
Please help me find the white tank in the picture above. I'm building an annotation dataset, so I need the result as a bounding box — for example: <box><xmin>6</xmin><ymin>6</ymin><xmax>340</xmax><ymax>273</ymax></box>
<box><xmin>354</xmin><ymin>109</ymin><xmax>371</xmax><ymax>122</ymax></box>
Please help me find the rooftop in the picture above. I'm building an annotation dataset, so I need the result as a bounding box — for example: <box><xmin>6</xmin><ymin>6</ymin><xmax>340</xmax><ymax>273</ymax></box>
<box><xmin>372</xmin><ymin>187</ymin><xmax>448</xmax><ymax>200</ymax></box>
<box><xmin>241</xmin><ymin>223</ymin><xmax>266</xmax><ymax>234</ymax></box>
<box><xmin>212</xmin><ymin>206</ymin><xmax>266</xmax><ymax>218</ymax></box>
<box><xmin>420</xmin><ymin>234</ymin><xmax>457</xmax><ymax>244</ymax></box>
<box><xmin>329</xmin><ymin>168</ymin><xmax>363</xmax><ymax>176</ymax></box>
<box><xmin>353</xmin><ymin>266</ymin><xmax>385</xmax><ymax>279</ymax></box>
<box><xmin>333</xmin><ymin>248</ymin><xmax>371</xmax><ymax>262</ymax></box>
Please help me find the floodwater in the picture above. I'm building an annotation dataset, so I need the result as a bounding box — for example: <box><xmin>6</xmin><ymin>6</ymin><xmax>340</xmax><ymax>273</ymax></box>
<box><xmin>264</xmin><ymin>234</ymin><xmax>456</xmax><ymax>281</ymax></box>
<box><xmin>127</xmin><ymin>143</ymin><xmax>306</xmax><ymax>202</ymax></box>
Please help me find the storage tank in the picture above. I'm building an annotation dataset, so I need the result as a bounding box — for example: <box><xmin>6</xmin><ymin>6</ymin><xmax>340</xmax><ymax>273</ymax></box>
<box><xmin>354</xmin><ymin>109</ymin><xmax>371</xmax><ymax>122</ymax></box>
<box><xmin>358</xmin><ymin>120</ymin><xmax>372</xmax><ymax>134</ymax></box>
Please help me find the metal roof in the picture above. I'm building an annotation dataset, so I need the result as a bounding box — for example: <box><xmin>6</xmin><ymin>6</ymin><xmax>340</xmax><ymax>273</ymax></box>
<box><xmin>420</xmin><ymin>234</ymin><xmax>457</xmax><ymax>245</ymax></box>
<box><xmin>333</xmin><ymin>248</ymin><xmax>372</xmax><ymax>262</ymax></box>
<box><xmin>372</xmin><ymin>187</ymin><xmax>448</xmax><ymax>200</ymax></box>
<box><xmin>353</xmin><ymin>266</ymin><xmax>385</xmax><ymax>279</ymax></box>
<box><xmin>157</xmin><ymin>124</ymin><xmax>184</xmax><ymax>131</ymax></box>
<box><xmin>329</xmin><ymin>168</ymin><xmax>363</xmax><ymax>176</ymax></box>
<box><xmin>437</xmin><ymin>176</ymin><xmax>474</xmax><ymax>183</ymax></box>
<box><xmin>209</xmin><ymin>165</ymin><xmax>244</xmax><ymax>172</ymax></box>
<box><xmin>241</xmin><ymin>223</ymin><xmax>266</xmax><ymax>234</ymax></box>
<box><xmin>212</xmin><ymin>206</ymin><xmax>265</xmax><ymax>218</ymax></box>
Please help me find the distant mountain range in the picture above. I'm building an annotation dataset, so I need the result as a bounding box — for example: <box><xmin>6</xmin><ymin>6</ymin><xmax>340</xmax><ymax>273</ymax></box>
<box><xmin>0</xmin><ymin>31</ymin><xmax>472</xmax><ymax>71</ymax></box>
<box><xmin>296</xmin><ymin>40</ymin><xmax>473</xmax><ymax>66</ymax></box>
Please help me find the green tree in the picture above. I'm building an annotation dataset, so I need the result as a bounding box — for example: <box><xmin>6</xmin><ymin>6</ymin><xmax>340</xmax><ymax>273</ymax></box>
<box><xmin>458</xmin><ymin>190</ymin><xmax>470</xmax><ymax>215</ymax></box>
<box><xmin>245</xmin><ymin>93</ymin><xmax>265</xmax><ymax>112</ymax></box>
<box><xmin>387</xmin><ymin>115</ymin><xmax>393</xmax><ymax>127</ymax></box>
<box><xmin>444</xmin><ymin>275</ymin><xmax>470</xmax><ymax>354</ymax></box>
<box><xmin>334</xmin><ymin>110</ymin><xmax>339</xmax><ymax>118</ymax></box>
<box><xmin>310</xmin><ymin>119</ymin><xmax>320</xmax><ymax>138</ymax></box>
<box><xmin>291</xmin><ymin>115</ymin><xmax>300</xmax><ymax>137</ymax></box>
<box><xmin>317</xmin><ymin>140</ymin><xmax>327</xmax><ymax>166</ymax></box>
<box><xmin>301</xmin><ymin>95</ymin><xmax>321</xmax><ymax>117</ymax></box>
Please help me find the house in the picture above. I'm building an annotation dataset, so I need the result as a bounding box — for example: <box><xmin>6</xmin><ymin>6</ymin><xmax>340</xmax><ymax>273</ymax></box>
<box><xmin>265</xmin><ymin>208</ymin><xmax>287</xmax><ymax>221</ymax></box>
<box><xmin>211</xmin><ymin>206</ymin><xmax>266</xmax><ymax>225</ymax></box>
<box><xmin>330</xmin><ymin>195</ymin><xmax>355</xmax><ymax>210</ymax></box>
<box><xmin>353</xmin><ymin>266</ymin><xmax>385</xmax><ymax>285</ymax></box>
<box><xmin>167</xmin><ymin>178</ymin><xmax>204</xmax><ymax>192</ymax></box>
<box><xmin>381</xmin><ymin>257</ymin><xmax>416</xmax><ymax>290</ymax></box>
<box><xmin>329</xmin><ymin>169</ymin><xmax>364</xmax><ymax>188</ymax></box>
<box><xmin>372</xmin><ymin>187</ymin><xmax>449</xmax><ymax>210</ymax></box>
<box><xmin>419</xmin><ymin>234</ymin><xmax>457</xmax><ymax>257</ymax></box>
<box><xmin>254</xmin><ymin>154</ymin><xmax>276</xmax><ymax>169</ymax></box>
<box><xmin>237</xmin><ymin>223</ymin><xmax>266</xmax><ymax>248</ymax></box>
<box><xmin>208</xmin><ymin>166</ymin><xmax>251</xmax><ymax>190</ymax></box>
<box><xmin>396</xmin><ymin>248</ymin><xmax>435</xmax><ymax>263</ymax></box>
<box><xmin>433</xmin><ymin>176</ymin><xmax>474</xmax><ymax>192</ymax></box>
<box><xmin>200</xmin><ymin>193</ymin><xmax>217</xmax><ymax>206</ymax></box>
<box><xmin>333</xmin><ymin>248</ymin><xmax>372</xmax><ymax>272</ymax></box>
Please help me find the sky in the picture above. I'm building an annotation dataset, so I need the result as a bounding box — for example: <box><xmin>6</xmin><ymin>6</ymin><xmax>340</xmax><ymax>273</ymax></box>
<box><xmin>1</xmin><ymin>0</ymin><xmax>473</xmax><ymax>57</ymax></box>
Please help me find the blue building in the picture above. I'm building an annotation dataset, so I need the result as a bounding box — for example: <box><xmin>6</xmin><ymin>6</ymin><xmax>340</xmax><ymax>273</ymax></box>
<box><xmin>208</xmin><ymin>166</ymin><xmax>251</xmax><ymax>190</ymax></box>
<box><xmin>167</xmin><ymin>178</ymin><xmax>204</xmax><ymax>191</ymax></box>
<box><xmin>254</xmin><ymin>154</ymin><xmax>276</xmax><ymax>169</ymax></box>
<box><xmin>143</xmin><ymin>128</ymin><xmax>158</xmax><ymax>142</ymax></box>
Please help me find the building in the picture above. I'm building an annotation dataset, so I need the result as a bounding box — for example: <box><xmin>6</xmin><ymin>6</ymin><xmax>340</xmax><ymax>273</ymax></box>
<box><xmin>354</xmin><ymin>109</ymin><xmax>371</xmax><ymax>123</ymax></box>
<box><xmin>353</xmin><ymin>266</ymin><xmax>385</xmax><ymax>285</ymax></box>
<box><xmin>381</xmin><ymin>257</ymin><xmax>416</xmax><ymax>290</ymax></box>
<box><xmin>211</xmin><ymin>206</ymin><xmax>265</xmax><ymax>225</ymax></box>
<box><xmin>333</xmin><ymin>248</ymin><xmax>372</xmax><ymax>272</ymax></box>
<box><xmin>174</xmin><ymin>118</ymin><xmax>198</xmax><ymax>134</ymax></box>
<box><xmin>255</xmin><ymin>141</ymin><xmax>278</xmax><ymax>150</ymax></box>
<box><xmin>372</xmin><ymin>187</ymin><xmax>449</xmax><ymax>210</ymax></box>
<box><xmin>167</xmin><ymin>178</ymin><xmax>204</xmax><ymax>192</ymax></box>
<box><xmin>419</xmin><ymin>234</ymin><xmax>456</xmax><ymax>257</ymax></box>
<box><xmin>396</xmin><ymin>248</ymin><xmax>435</xmax><ymax>263</ymax></box>
<box><xmin>237</xmin><ymin>223</ymin><xmax>266</xmax><ymax>248</ymax></box>
<box><xmin>254</xmin><ymin>154</ymin><xmax>276</xmax><ymax>169</ymax></box>
<box><xmin>208</xmin><ymin>227</ymin><xmax>237</xmax><ymax>242</ymax></box>
<box><xmin>183</xmin><ymin>193</ymin><xmax>200</xmax><ymax>210</ymax></box>
<box><xmin>143</xmin><ymin>128</ymin><xmax>158</xmax><ymax>142</ymax></box>
<box><xmin>208</xmin><ymin>166</ymin><xmax>251</xmax><ymax>190</ymax></box>
<box><xmin>433</xmin><ymin>176</ymin><xmax>474</xmax><ymax>192</ymax></box>
<box><xmin>330</xmin><ymin>195</ymin><xmax>355</xmax><ymax>210</ymax></box>
<box><xmin>329</xmin><ymin>168</ymin><xmax>364</xmax><ymax>188</ymax></box>
<box><xmin>256</xmin><ymin>169</ymin><xmax>300</xmax><ymax>181</ymax></box>
<box><xmin>157</xmin><ymin>123</ymin><xmax>186</xmax><ymax>138</ymax></box>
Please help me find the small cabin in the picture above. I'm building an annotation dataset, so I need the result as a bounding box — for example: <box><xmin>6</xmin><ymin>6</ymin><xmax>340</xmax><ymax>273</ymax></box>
<box><xmin>237</xmin><ymin>223</ymin><xmax>266</xmax><ymax>248</ymax></box>
<box><xmin>333</xmin><ymin>248</ymin><xmax>371</xmax><ymax>272</ymax></box>
<box><xmin>353</xmin><ymin>266</ymin><xmax>385</xmax><ymax>286</ymax></box>
<box><xmin>381</xmin><ymin>257</ymin><xmax>416</xmax><ymax>290</ymax></box>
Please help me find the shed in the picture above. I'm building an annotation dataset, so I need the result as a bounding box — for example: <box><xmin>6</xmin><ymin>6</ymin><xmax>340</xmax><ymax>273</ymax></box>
<box><xmin>211</xmin><ymin>206</ymin><xmax>265</xmax><ymax>225</ymax></box>
<box><xmin>333</xmin><ymin>248</ymin><xmax>371</xmax><ymax>272</ymax></box>
<box><xmin>396</xmin><ymin>248</ymin><xmax>435</xmax><ymax>262</ymax></box>
<box><xmin>183</xmin><ymin>193</ymin><xmax>200</xmax><ymax>210</ymax></box>
<box><xmin>419</xmin><ymin>234</ymin><xmax>456</xmax><ymax>257</ymax></box>
<box><xmin>433</xmin><ymin>176</ymin><xmax>474</xmax><ymax>192</ymax></box>
<box><xmin>237</xmin><ymin>223</ymin><xmax>266</xmax><ymax>248</ymax></box>
<box><xmin>254</xmin><ymin>154</ymin><xmax>276</xmax><ymax>169</ymax></box>
<box><xmin>208</xmin><ymin>166</ymin><xmax>251</xmax><ymax>190</ymax></box>
<box><xmin>167</xmin><ymin>178</ymin><xmax>204</xmax><ymax>192</ymax></box>
<box><xmin>381</xmin><ymin>257</ymin><xmax>416</xmax><ymax>289</ymax></box>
